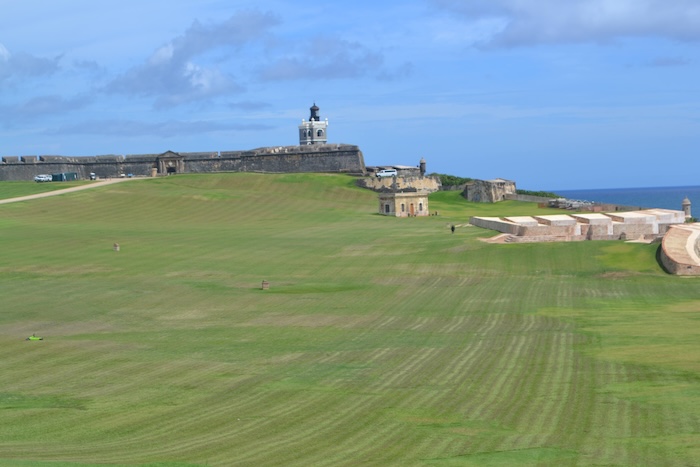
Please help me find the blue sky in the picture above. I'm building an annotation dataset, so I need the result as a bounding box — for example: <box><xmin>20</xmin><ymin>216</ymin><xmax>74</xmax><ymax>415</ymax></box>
<box><xmin>1</xmin><ymin>0</ymin><xmax>698</xmax><ymax>190</ymax></box>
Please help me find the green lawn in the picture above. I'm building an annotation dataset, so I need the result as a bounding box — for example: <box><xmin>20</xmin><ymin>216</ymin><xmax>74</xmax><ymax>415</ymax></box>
<box><xmin>0</xmin><ymin>180</ymin><xmax>89</xmax><ymax>199</ymax></box>
<box><xmin>1</xmin><ymin>173</ymin><xmax>699</xmax><ymax>466</ymax></box>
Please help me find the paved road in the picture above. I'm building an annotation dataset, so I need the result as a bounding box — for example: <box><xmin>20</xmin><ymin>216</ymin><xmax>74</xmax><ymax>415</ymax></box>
<box><xmin>0</xmin><ymin>178</ymin><xmax>138</xmax><ymax>205</ymax></box>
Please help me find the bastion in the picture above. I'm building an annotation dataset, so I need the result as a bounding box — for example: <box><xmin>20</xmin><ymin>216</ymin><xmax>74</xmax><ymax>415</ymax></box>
<box><xmin>659</xmin><ymin>223</ymin><xmax>700</xmax><ymax>275</ymax></box>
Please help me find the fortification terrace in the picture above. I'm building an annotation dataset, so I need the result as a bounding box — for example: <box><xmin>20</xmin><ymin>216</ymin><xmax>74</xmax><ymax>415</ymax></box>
<box><xmin>471</xmin><ymin>209</ymin><xmax>686</xmax><ymax>243</ymax></box>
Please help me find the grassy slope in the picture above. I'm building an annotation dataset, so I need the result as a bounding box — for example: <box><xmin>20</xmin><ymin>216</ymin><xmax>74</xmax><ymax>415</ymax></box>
<box><xmin>1</xmin><ymin>173</ymin><xmax>699</xmax><ymax>466</ymax></box>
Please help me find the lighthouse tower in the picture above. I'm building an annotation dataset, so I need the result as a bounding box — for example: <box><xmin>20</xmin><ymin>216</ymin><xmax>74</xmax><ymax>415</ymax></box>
<box><xmin>299</xmin><ymin>103</ymin><xmax>328</xmax><ymax>145</ymax></box>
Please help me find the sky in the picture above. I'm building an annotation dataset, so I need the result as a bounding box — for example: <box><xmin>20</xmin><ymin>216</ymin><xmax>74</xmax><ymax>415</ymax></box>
<box><xmin>1</xmin><ymin>0</ymin><xmax>699</xmax><ymax>190</ymax></box>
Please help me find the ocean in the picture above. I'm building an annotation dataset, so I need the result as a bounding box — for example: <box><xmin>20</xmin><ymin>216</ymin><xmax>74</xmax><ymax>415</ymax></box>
<box><xmin>553</xmin><ymin>185</ymin><xmax>700</xmax><ymax>212</ymax></box>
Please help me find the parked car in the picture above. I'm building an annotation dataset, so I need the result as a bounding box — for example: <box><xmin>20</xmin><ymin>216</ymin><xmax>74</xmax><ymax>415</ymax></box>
<box><xmin>376</xmin><ymin>169</ymin><xmax>398</xmax><ymax>178</ymax></box>
<box><xmin>34</xmin><ymin>174</ymin><xmax>52</xmax><ymax>182</ymax></box>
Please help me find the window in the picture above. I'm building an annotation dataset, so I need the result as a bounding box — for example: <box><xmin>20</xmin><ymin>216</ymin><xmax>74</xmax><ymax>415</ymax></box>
<box><xmin>401</xmin><ymin>204</ymin><xmax>405</xmax><ymax>212</ymax></box>
<box><xmin>385</xmin><ymin>204</ymin><xmax>390</xmax><ymax>214</ymax></box>
<box><xmin>419</xmin><ymin>203</ymin><xmax>423</xmax><ymax>211</ymax></box>
<box><xmin>317</xmin><ymin>129</ymin><xmax>324</xmax><ymax>137</ymax></box>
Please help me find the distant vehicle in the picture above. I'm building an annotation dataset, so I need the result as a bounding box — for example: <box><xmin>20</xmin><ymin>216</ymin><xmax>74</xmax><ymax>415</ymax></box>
<box><xmin>89</xmin><ymin>172</ymin><xmax>97</xmax><ymax>180</ymax></box>
<box><xmin>376</xmin><ymin>169</ymin><xmax>397</xmax><ymax>178</ymax></box>
<box><xmin>34</xmin><ymin>174</ymin><xmax>52</xmax><ymax>182</ymax></box>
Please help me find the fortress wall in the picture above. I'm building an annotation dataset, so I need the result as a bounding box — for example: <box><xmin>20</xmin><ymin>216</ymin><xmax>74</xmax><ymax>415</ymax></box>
<box><xmin>216</xmin><ymin>145</ymin><xmax>365</xmax><ymax>174</ymax></box>
<box><xmin>517</xmin><ymin>224</ymin><xmax>578</xmax><ymax>237</ymax></box>
<box><xmin>0</xmin><ymin>153</ymin><xmax>154</xmax><ymax>180</ymax></box>
<box><xmin>0</xmin><ymin>160</ymin><xmax>93</xmax><ymax>181</ymax></box>
<box><xmin>612</xmin><ymin>222</ymin><xmax>655</xmax><ymax>239</ymax></box>
<box><xmin>355</xmin><ymin>175</ymin><xmax>441</xmax><ymax>193</ymax></box>
<box><xmin>587</xmin><ymin>223</ymin><xmax>614</xmax><ymax>238</ymax></box>
<box><xmin>0</xmin><ymin>145</ymin><xmax>366</xmax><ymax>180</ymax></box>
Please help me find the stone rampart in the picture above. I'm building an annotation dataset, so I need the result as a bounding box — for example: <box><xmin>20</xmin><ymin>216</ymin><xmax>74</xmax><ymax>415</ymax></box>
<box><xmin>0</xmin><ymin>144</ymin><xmax>365</xmax><ymax>181</ymax></box>
<box><xmin>517</xmin><ymin>224</ymin><xmax>579</xmax><ymax>238</ymax></box>
<box><xmin>469</xmin><ymin>217</ymin><xmax>520</xmax><ymax>235</ymax></box>
<box><xmin>660</xmin><ymin>224</ymin><xmax>700</xmax><ymax>275</ymax></box>
<box><xmin>356</xmin><ymin>175</ymin><xmax>441</xmax><ymax>193</ymax></box>
<box><xmin>471</xmin><ymin>209</ymin><xmax>686</xmax><ymax>243</ymax></box>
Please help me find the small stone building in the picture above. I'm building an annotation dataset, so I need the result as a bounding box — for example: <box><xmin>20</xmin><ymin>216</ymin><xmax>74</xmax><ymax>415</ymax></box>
<box><xmin>378</xmin><ymin>192</ymin><xmax>429</xmax><ymax>217</ymax></box>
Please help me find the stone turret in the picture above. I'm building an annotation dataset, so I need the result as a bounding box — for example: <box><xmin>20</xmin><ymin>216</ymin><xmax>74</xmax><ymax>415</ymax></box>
<box><xmin>419</xmin><ymin>157</ymin><xmax>426</xmax><ymax>176</ymax></box>
<box><xmin>683</xmin><ymin>197</ymin><xmax>692</xmax><ymax>219</ymax></box>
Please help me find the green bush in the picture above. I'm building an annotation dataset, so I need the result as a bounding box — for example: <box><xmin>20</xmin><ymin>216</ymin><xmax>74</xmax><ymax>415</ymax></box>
<box><xmin>429</xmin><ymin>173</ymin><xmax>473</xmax><ymax>186</ymax></box>
<box><xmin>516</xmin><ymin>188</ymin><xmax>560</xmax><ymax>198</ymax></box>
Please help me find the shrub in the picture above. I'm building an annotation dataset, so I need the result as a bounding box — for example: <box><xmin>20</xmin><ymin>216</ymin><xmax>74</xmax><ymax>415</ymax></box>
<box><xmin>429</xmin><ymin>173</ymin><xmax>473</xmax><ymax>187</ymax></box>
<box><xmin>516</xmin><ymin>189</ymin><xmax>560</xmax><ymax>198</ymax></box>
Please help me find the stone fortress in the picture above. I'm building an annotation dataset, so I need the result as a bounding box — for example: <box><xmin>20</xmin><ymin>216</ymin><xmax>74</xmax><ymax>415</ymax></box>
<box><xmin>0</xmin><ymin>104</ymin><xmax>366</xmax><ymax>181</ymax></box>
<box><xmin>1</xmin><ymin>103</ymin><xmax>698</xmax><ymax>275</ymax></box>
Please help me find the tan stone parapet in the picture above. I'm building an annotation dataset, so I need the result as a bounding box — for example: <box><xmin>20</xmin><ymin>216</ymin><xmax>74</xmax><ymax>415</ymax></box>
<box><xmin>570</xmin><ymin>213</ymin><xmax>612</xmax><ymax>225</ymax></box>
<box><xmin>533</xmin><ymin>215</ymin><xmax>577</xmax><ymax>226</ymax></box>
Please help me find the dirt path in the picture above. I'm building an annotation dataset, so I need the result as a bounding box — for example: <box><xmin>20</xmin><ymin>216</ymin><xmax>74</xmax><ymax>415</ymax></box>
<box><xmin>0</xmin><ymin>178</ymin><xmax>138</xmax><ymax>205</ymax></box>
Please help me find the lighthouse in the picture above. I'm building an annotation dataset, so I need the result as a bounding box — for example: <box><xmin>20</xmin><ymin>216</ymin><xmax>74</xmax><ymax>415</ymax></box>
<box><xmin>298</xmin><ymin>103</ymin><xmax>328</xmax><ymax>145</ymax></box>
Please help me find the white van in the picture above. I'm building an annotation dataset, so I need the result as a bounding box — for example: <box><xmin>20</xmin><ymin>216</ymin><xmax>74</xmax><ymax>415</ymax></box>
<box><xmin>376</xmin><ymin>169</ymin><xmax>397</xmax><ymax>178</ymax></box>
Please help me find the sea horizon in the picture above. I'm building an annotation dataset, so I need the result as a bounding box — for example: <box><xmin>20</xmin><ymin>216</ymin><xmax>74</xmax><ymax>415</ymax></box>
<box><xmin>550</xmin><ymin>184</ymin><xmax>700</xmax><ymax>212</ymax></box>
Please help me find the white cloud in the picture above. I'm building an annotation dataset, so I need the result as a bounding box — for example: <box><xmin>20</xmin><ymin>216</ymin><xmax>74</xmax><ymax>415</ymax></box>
<box><xmin>0</xmin><ymin>43</ymin><xmax>9</xmax><ymax>61</ymax></box>
<box><xmin>258</xmin><ymin>37</ymin><xmax>388</xmax><ymax>81</ymax></box>
<box><xmin>432</xmin><ymin>0</ymin><xmax>700</xmax><ymax>47</ymax></box>
<box><xmin>106</xmin><ymin>10</ymin><xmax>279</xmax><ymax>107</ymax></box>
<box><xmin>0</xmin><ymin>44</ymin><xmax>61</xmax><ymax>82</ymax></box>
<box><xmin>149</xmin><ymin>44</ymin><xmax>174</xmax><ymax>66</ymax></box>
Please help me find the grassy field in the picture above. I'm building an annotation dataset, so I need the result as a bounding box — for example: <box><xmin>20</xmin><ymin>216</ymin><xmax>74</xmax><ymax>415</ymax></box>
<box><xmin>1</xmin><ymin>173</ymin><xmax>699</xmax><ymax>466</ymax></box>
<box><xmin>0</xmin><ymin>180</ymin><xmax>89</xmax><ymax>199</ymax></box>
